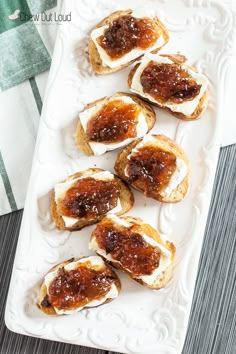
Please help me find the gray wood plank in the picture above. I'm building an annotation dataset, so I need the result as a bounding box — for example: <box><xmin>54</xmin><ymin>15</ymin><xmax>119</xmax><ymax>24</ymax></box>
<box><xmin>0</xmin><ymin>145</ymin><xmax>236</xmax><ymax>354</ymax></box>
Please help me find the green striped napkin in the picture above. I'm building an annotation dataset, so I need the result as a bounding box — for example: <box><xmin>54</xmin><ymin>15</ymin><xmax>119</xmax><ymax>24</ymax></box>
<box><xmin>0</xmin><ymin>0</ymin><xmax>59</xmax><ymax>215</ymax></box>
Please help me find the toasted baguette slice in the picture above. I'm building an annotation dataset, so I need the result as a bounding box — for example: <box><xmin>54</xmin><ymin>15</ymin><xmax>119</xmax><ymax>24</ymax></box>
<box><xmin>90</xmin><ymin>215</ymin><xmax>176</xmax><ymax>289</ymax></box>
<box><xmin>76</xmin><ymin>92</ymin><xmax>156</xmax><ymax>156</ymax></box>
<box><xmin>89</xmin><ymin>9</ymin><xmax>169</xmax><ymax>74</ymax></box>
<box><xmin>114</xmin><ymin>134</ymin><xmax>190</xmax><ymax>203</ymax></box>
<box><xmin>51</xmin><ymin>168</ymin><xmax>134</xmax><ymax>231</ymax></box>
<box><xmin>128</xmin><ymin>53</ymin><xmax>209</xmax><ymax>120</ymax></box>
<box><xmin>38</xmin><ymin>256</ymin><xmax>121</xmax><ymax>315</ymax></box>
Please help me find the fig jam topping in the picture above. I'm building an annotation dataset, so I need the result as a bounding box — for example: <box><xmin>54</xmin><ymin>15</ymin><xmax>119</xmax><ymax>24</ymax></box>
<box><xmin>48</xmin><ymin>263</ymin><xmax>116</xmax><ymax>310</ymax></box>
<box><xmin>127</xmin><ymin>145</ymin><xmax>176</xmax><ymax>196</ymax></box>
<box><xmin>57</xmin><ymin>177</ymin><xmax>119</xmax><ymax>219</ymax></box>
<box><xmin>98</xmin><ymin>15</ymin><xmax>160</xmax><ymax>59</ymax></box>
<box><xmin>86</xmin><ymin>99</ymin><xmax>140</xmax><ymax>143</ymax></box>
<box><xmin>94</xmin><ymin>221</ymin><xmax>161</xmax><ymax>276</ymax></box>
<box><xmin>140</xmin><ymin>61</ymin><xmax>202</xmax><ymax>103</ymax></box>
<box><xmin>41</xmin><ymin>294</ymin><xmax>51</xmax><ymax>308</ymax></box>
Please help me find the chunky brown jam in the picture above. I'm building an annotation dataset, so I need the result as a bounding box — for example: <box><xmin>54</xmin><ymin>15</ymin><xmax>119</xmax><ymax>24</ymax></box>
<box><xmin>140</xmin><ymin>61</ymin><xmax>201</xmax><ymax>103</ymax></box>
<box><xmin>47</xmin><ymin>263</ymin><xmax>116</xmax><ymax>310</ymax></box>
<box><xmin>94</xmin><ymin>221</ymin><xmax>161</xmax><ymax>276</ymax></box>
<box><xmin>98</xmin><ymin>15</ymin><xmax>160</xmax><ymax>59</ymax></box>
<box><xmin>86</xmin><ymin>100</ymin><xmax>140</xmax><ymax>143</ymax></box>
<box><xmin>57</xmin><ymin>177</ymin><xmax>119</xmax><ymax>219</ymax></box>
<box><xmin>127</xmin><ymin>145</ymin><xmax>176</xmax><ymax>196</ymax></box>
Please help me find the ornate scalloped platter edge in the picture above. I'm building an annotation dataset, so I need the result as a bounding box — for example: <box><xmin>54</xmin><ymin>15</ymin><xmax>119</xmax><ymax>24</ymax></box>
<box><xmin>5</xmin><ymin>1</ymin><xmax>236</xmax><ymax>354</ymax></box>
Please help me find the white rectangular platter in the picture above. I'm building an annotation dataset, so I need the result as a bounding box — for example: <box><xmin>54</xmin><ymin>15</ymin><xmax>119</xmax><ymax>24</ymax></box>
<box><xmin>5</xmin><ymin>1</ymin><xmax>236</xmax><ymax>353</ymax></box>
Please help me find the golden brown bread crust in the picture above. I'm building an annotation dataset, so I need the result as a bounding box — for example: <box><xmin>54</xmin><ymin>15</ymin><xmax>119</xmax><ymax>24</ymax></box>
<box><xmin>160</xmin><ymin>54</ymin><xmax>188</xmax><ymax>65</ymax></box>
<box><xmin>75</xmin><ymin>92</ymin><xmax>156</xmax><ymax>156</ymax></box>
<box><xmin>89</xmin><ymin>10</ymin><xmax>169</xmax><ymax>75</ymax></box>
<box><xmin>91</xmin><ymin>216</ymin><xmax>176</xmax><ymax>289</ymax></box>
<box><xmin>38</xmin><ymin>257</ymin><xmax>121</xmax><ymax>315</ymax></box>
<box><xmin>114</xmin><ymin>135</ymin><xmax>190</xmax><ymax>203</ymax></box>
<box><xmin>128</xmin><ymin>55</ymin><xmax>209</xmax><ymax>121</ymax></box>
<box><xmin>76</xmin><ymin>121</ymin><xmax>94</xmax><ymax>156</ymax></box>
<box><xmin>51</xmin><ymin>168</ymin><xmax>134</xmax><ymax>231</ymax></box>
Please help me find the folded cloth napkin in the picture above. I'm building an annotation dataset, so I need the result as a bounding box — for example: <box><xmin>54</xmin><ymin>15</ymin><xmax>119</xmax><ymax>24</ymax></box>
<box><xmin>0</xmin><ymin>0</ymin><xmax>235</xmax><ymax>216</ymax></box>
<box><xmin>0</xmin><ymin>0</ymin><xmax>59</xmax><ymax>215</ymax></box>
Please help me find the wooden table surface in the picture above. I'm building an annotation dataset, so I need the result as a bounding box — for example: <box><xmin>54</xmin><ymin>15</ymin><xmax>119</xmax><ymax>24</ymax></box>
<box><xmin>0</xmin><ymin>145</ymin><xmax>236</xmax><ymax>354</ymax></box>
